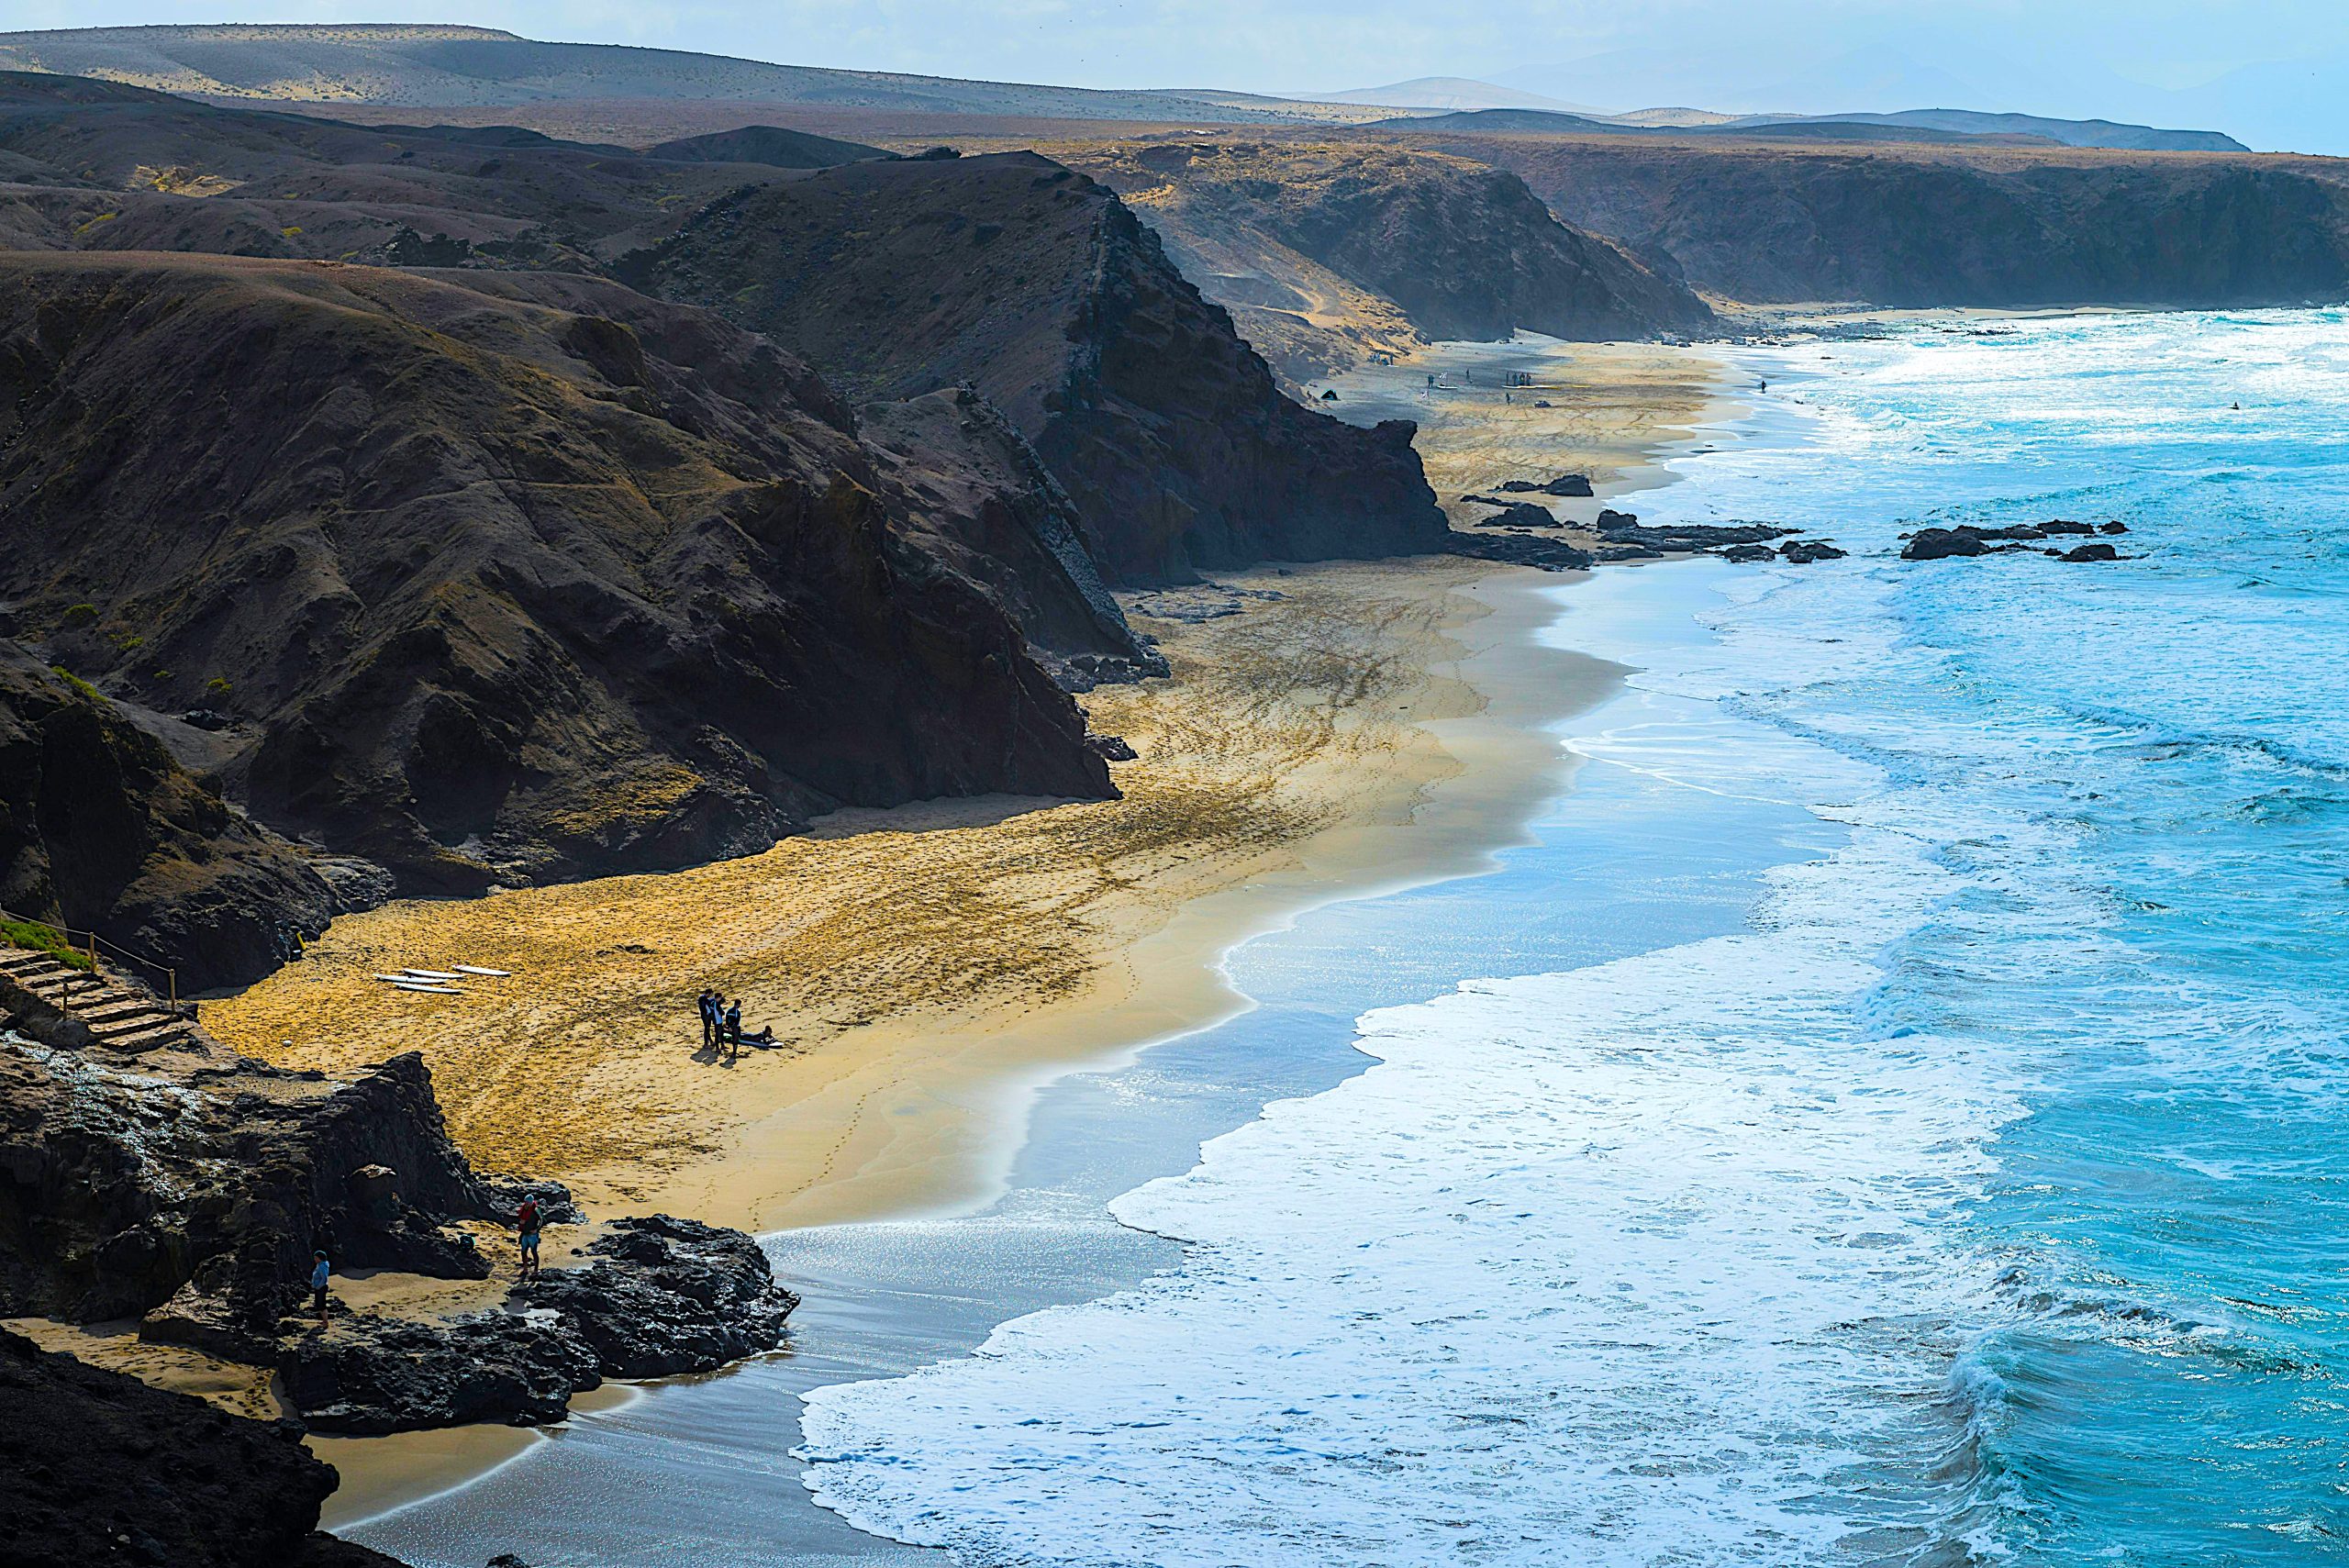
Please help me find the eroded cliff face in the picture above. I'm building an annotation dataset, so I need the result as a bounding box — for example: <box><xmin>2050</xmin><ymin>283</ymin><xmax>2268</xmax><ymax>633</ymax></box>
<box><xmin>1396</xmin><ymin>130</ymin><xmax>2349</xmax><ymax>307</ymax></box>
<box><xmin>622</xmin><ymin>151</ymin><xmax>1450</xmax><ymax>583</ymax></box>
<box><xmin>0</xmin><ymin>253</ymin><xmax>1116</xmax><ymax>895</ymax></box>
<box><xmin>0</xmin><ymin>648</ymin><xmax>334</xmax><ymax>989</ymax></box>
<box><xmin>1053</xmin><ymin>139</ymin><xmax>1712</xmax><ymax>381</ymax></box>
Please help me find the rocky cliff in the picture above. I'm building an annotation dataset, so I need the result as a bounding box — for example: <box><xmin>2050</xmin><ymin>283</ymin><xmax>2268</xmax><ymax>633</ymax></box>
<box><xmin>1392</xmin><ymin>128</ymin><xmax>2349</xmax><ymax>307</ymax></box>
<box><xmin>619</xmin><ymin>151</ymin><xmax>1450</xmax><ymax>583</ymax></box>
<box><xmin>0</xmin><ymin>253</ymin><xmax>1118</xmax><ymax>895</ymax></box>
<box><xmin>0</xmin><ymin>648</ymin><xmax>335</xmax><ymax>989</ymax></box>
<box><xmin>1053</xmin><ymin>139</ymin><xmax>1711</xmax><ymax>380</ymax></box>
<box><xmin>1</xmin><ymin>1327</ymin><xmax>405</xmax><ymax>1568</ymax></box>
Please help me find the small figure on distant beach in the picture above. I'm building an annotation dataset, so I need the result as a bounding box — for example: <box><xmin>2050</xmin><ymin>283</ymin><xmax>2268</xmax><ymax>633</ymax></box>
<box><xmin>724</xmin><ymin>997</ymin><xmax>744</xmax><ymax>1061</ymax></box>
<box><xmin>309</xmin><ymin>1250</ymin><xmax>331</xmax><ymax>1326</ymax></box>
<box><xmin>517</xmin><ymin>1195</ymin><xmax>542</xmax><ymax>1277</ymax></box>
<box><xmin>697</xmin><ymin>988</ymin><xmax>719</xmax><ymax>1051</ymax></box>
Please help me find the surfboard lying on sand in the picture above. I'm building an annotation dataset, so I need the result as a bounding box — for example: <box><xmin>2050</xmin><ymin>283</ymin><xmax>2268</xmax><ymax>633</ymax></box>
<box><xmin>402</xmin><ymin>968</ymin><xmax>462</xmax><ymax>980</ymax></box>
<box><xmin>392</xmin><ymin>982</ymin><xmax>464</xmax><ymax>995</ymax></box>
<box><xmin>452</xmin><ymin>965</ymin><xmax>511</xmax><ymax>977</ymax></box>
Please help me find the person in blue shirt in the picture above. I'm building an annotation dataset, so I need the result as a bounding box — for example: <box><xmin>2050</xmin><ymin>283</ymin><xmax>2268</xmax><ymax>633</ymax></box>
<box><xmin>309</xmin><ymin>1250</ymin><xmax>331</xmax><ymax>1326</ymax></box>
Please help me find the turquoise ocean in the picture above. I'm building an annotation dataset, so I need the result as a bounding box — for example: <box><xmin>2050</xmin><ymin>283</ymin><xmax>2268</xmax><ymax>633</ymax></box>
<box><xmin>796</xmin><ymin>310</ymin><xmax>2349</xmax><ymax>1566</ymax></box>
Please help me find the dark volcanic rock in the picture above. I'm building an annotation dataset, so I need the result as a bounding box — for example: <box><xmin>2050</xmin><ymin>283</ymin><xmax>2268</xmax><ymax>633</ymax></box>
<box><xmin>283</xmin><ymin>1216</ymin><xmax>798</xmax><ymax>1433</ymax></box>
<box><xmin>1779</xmin><ymin>539</ymin><xmax>1849</xmax><ymax>563</ymax></box>
<box><xmin>2099</xmin><ymin>520</ymin><xmax>2131</xmax><ymax>535</ymax></box>
<box><xmin>1444</xmin><ymin>532</ymin><xmax>1596</xmax><ymax>572</ymax></box>
<box><xmin>0</xmin><ymin>254</ymin><xmax>1113</xmax><ymax>893</ymax></box>
<box><xmin>620</xmin><ymin>151</ymin><xmax>1450</xmax><ymax>584</ymax></box>
<box><xmin>1464</xmin><ymin>499</ymin><xmax>1563</xmax><ymax>528</ymax></box>
<box><xmin>0</xmin><ymin>1029</ymin><xmax>515</xmax><ymax>1328</ymax></box>
<box><xmin>283</xmin><ymin>1308</ymin><xmax>602</xmax><ymax>1435</ymax></box>
<box><xmin>1085</xmin><ymin>733</ymin><xmax>1141</xmax><ymax>762</ymax></box>
<box><xmin>2059</xmin><ymin>542</ymin><xmax>2121</xmax><ymax>562</ymax></box>
<box><xmin>1601</xmin><ymin>517</ymin><xmax>1797</xmax><ymax>551</ymax></box>
<box><xmin>510</xmin><ymin>1214</ymin><xmax>797</xmax><ymax>1379</ymax></box>
<box><xmin>0</xmin><ymin>646</ymin><xmax>334</xmax><ymax>990</ymax></box>
<box><xmin>0</xmin><ymin>1326</ymin><xmax>405</xmax><ymax>1568</ymax></box>
<box><xmin>1902</xmin><ymin>528</ymin><xmax>1996</xmax><ymax>560</ymax></box>
<box><xmin>1716</xmin><ymin>543</ymin><xmax>1779</xmax><ymax>562</ymax></box>
<box><xmin>643</xmin><ymin>124</ymin><xmax>886</xmax><ymax>170</ymax></box>
<box><xmin>2039</xmin><ymin>519</ymin><xmax>2099</xmax><ymax>536</ymax></box>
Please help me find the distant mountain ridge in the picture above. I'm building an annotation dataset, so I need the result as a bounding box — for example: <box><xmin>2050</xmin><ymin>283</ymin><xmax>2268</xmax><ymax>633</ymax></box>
<box><xmin>0</xmin><ymin>23</ymin><xmax>1389</xmax><ymax>123</ymax></box>
<box><xmin>1373</xmin><ymin>105</ymin><xmax>2244</xmax><ymax>152</ymax></box>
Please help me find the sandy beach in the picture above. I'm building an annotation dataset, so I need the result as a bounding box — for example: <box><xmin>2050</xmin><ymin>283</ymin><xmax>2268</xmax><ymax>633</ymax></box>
<box><xmin>186</xmin><ymin>335</ymin><xmax>1730</xmax><ymax>1524</ymax></box>
<box><xmin>206</xmin><ymin>337</ymin><xmax>1727</xmax><ymax>1241</ymax></box>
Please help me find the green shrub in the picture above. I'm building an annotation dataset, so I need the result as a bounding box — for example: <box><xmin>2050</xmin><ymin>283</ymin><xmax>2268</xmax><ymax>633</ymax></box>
<box><xmin>49</xmin><ymin>665</ymin><xmax>104</xmax><ymax>703</ymax></box>
<box><xmin>205</xmin><ymin>675</ymin><xmax>233</xmax><ymax>696</ymax></box>
<box><xmin>0</xmin><ymin>919</ymin><xmax>94</xmax><ymax>971</ymax></box>
<box><xmin>61</xmin><ymin>604</ymin><xmax>97</xmax><ymax>626</ymax></box>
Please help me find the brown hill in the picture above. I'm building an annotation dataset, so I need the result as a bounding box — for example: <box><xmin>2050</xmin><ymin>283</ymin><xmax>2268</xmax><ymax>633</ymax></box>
<box><xmin>0</xmin><ymin>252</ymin><xmax>1120</xmax><ymax>895</ymax></box>
<box><xmin>619</xmin><ymin>151</ymin><xmax>1448</xmax><ymax>582</ymax></box>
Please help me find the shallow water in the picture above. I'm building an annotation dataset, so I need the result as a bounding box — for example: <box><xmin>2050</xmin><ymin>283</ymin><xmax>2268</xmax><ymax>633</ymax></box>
<box><xmin>800</xmin><ymin>310</ymin><xmax>2349</xmax><ymax>1565</ymax></box>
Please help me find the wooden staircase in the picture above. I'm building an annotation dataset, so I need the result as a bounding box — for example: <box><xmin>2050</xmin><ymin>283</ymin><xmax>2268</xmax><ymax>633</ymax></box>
<box><xmin>0</xmin><ymin>949</ymin><xmax>201</xmax><ymax>1051</ymax></box>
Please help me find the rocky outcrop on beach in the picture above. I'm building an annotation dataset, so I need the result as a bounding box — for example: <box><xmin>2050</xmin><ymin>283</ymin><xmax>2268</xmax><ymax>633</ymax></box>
<box><xmin>618</xmin><ymin>150</ymin><xmax>1451</xmax><ymax>583</ymax></box>
<box><xmin>0</xmin><ymin>1023</ymin><xmax>794</xmax><ymax>1436</ymax></box>
<box><xmin>0</xmin><ymin>1029</ymin><xmax>510</xmax><ymax>1326</ymax></box>
<box><xmin>0</xmin><ymin>1326</ymin><xmax>407</xmax><ymax>1568</ymax></box>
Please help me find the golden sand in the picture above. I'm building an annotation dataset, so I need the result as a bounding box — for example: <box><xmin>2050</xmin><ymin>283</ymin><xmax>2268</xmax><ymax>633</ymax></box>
<box><xmin>205</xmin><ymin>340</ymin><xmax>1727</xmax><ymax>1240</ymax></box>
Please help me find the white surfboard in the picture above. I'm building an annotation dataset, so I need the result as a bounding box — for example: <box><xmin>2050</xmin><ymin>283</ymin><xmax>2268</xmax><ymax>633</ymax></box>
<box><xmin>451</xmin><ymin>965</ymin><xmax>511</xmax><ymax>977</ymax></box>
<box><xmin>393</xmin><ymin>983</ymin><xmax>464</xmax><ymax>995</ymax></box>
<box><xmin>402</xmin><ymin>968</ymin><xmax>462</xmax><ymax>980</ymax></box>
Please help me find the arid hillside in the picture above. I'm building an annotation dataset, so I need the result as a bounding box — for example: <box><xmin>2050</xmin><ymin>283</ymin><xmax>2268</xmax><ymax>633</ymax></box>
<box><xmin>0</xmin><ymin>253</ymin><xmax>1122</xmax><ymax>897</ymax></box>
<box><xmin>621</xmin><ymin>151</ymin><xmax>1448</xmax><ymax>581</ymax></box>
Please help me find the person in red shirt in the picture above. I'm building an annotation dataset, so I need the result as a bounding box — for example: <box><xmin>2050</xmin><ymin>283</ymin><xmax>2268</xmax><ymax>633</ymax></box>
<box><xmin>517</xmin><ymin>1195</ymin><xmax>542</xmax><ymax>1278</ymax></box>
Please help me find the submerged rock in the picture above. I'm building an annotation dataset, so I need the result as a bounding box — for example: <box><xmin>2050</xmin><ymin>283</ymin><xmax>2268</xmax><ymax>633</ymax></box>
<box><xmin>1902</xmin><ymin>528</ymin><xmax>1995</xmax><ymax>560</ymax></box>
<box><xmin>2059</xmin><ymin>542</ymin><xmax>2121</xmax><ymax>562</ymax></box>
<box><xmin>1779</xmin><ymin>539</ymin><xmax>1849</xmax><ymax>563</ymax></box>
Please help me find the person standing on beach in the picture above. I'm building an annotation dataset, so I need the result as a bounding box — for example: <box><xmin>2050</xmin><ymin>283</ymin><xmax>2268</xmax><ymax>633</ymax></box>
<box><xmin>309</xmin><ymin>1250</ymin><xmax>331</xmax><ymax>1326</ymax></box>
<box><xmin>517</xmin><ymin>1195</ymin><xmax>542</xmax><ymax>1278</ymax></box>
<box><xmin>697</xmin><ymin>989</ymin><xmax>718</xmax><ymax>1051</ymax></box>
<box><xmin>724</xmin><ymin>997</ymin><xmax>743</xmax><ymax>1062</ymax></box>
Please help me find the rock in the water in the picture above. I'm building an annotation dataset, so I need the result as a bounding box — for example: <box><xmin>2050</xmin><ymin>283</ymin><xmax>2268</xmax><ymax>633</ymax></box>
<box><xmin>2099</xmin><ymin>520</ymin><xmax>2131</xmax><ymax>534</ymax></box>
<box><xmin>1716</xmin><ymin>543</ymin><xmax>1779</xmax><ymax>562</ymax></box>
<box><xmin>0</xmin><ymin>1327</ymin><xmax>406</xmax><ymax>1568</ymax></box>
<box><xmin>509</xmin><ymin>1214</ymin><xmax>798</xmax><ymax>1381</ymax></box>
<box><xmin>2060</xmin><ymin>542</ymin><xmax>2121</xmax><ymax>562</ymax></box>
<box><xmin>1902</xmin><ymin>528</ymin><xmax>1995</xmax><ymax>560</ymax></box>
<box><xmin>2039</xmin><ymin>519</ymin><xmax>2099</xmax><ymax>536</ymax></box>
<box><xmin>282</xmin><ymin>1309</ymin><xmax>602</xmax><ymax>1435</ymax></box>
<box><xmin>1596</xmin><ymin>507</ymin><xmax>1640</xmax><ymax>529</ymax></box>
<box><xmin>1780</xmin><ymin>539</ymin><xmax>1849</xmax><ymax>563</ymax></box>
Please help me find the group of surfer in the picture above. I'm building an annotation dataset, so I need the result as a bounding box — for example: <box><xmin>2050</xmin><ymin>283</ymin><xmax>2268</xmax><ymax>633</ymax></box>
<box><xmin>697</xmin><ymin>990</ymin><xmax>776</xmax><ymax>1059</ymax></box>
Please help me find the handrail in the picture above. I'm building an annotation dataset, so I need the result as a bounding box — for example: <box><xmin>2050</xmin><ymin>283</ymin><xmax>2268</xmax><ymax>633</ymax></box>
<box><xmin>0</xmin><ymin>906</ymin><xmax>179</xmax><ymax>1006</ymax></box>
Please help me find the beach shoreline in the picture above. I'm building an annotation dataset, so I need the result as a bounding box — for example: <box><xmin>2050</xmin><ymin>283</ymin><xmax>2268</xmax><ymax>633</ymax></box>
<box><xmin>198</xmin><ymin>335</ymin><xmax>1736</xmax><ymax>1526</ymax></box>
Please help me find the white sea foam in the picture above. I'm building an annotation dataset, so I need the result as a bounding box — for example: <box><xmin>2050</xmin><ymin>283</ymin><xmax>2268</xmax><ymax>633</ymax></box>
<box><xmin>798</xmin><ymin>550</ymin><xmax>2035</xmax><ymax>1564</ymax></box>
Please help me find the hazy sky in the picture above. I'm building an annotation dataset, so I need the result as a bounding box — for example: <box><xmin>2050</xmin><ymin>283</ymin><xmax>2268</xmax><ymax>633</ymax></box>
<box><xmin>7</xmin><ymin>0</ymin><xmax>2349</xmax><ymax>150</ymax></box>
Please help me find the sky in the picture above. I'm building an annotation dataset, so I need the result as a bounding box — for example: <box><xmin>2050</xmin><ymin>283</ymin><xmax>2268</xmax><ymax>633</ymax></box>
<box><xmin>5</xmin><ymin>0</ymin><xmax>2349</xmax><ymax>151</ymax></box>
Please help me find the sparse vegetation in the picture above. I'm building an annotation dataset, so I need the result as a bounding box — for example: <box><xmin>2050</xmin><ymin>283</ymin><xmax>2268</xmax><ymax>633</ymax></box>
<box><xmin>61</xmin><ymin>603</ymin><xmax>98</xmax><ymax>626</ymax></box>
<box><xmin>0</xmin><ymin>918</ymin><xmax>95</xmax><ymax>971</ymax></box>
<box><xmin>50</xmin><ymin>665</ymin><xmax>105</xmax><ymax>703</ymax></box>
